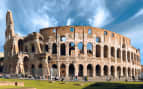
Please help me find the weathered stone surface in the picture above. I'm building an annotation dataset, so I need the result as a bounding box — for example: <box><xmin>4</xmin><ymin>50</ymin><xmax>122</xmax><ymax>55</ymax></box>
<box><xmin>3</xmin><ymin>10</ymin><xmax>141</xmax><ymax>81</ymax></box>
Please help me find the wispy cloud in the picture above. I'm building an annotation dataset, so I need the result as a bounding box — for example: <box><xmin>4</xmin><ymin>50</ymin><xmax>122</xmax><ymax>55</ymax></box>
<box><xmin>66</xmin><ymin>18</ymin><xmax>73</xmax><ymax>26</ymax></box>
<box><xmin>131</xmin><ymin>9</ymin><xmax>143</xmax><ymax>20</ymax></box>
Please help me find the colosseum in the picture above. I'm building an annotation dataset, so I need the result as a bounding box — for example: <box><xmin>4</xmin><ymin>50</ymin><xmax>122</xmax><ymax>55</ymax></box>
<box><xmin>3</xmin><ymin>10</ymin><xmax>141</xmax><ymax>81</ymax></box>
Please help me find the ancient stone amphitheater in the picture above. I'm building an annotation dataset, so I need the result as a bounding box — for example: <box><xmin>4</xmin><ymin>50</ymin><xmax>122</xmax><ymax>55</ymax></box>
<box><xmin>3</xmin><ymin>10</ymin><xmax>141</xmax><ymax>81</ymax></box>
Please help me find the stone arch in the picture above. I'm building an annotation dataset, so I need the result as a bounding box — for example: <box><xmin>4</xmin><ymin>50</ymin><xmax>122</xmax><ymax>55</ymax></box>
<box><xmin>96</xmin><ymin>45</ymin><xmax>101</xmax><ymax>57</ymax></box>
<box><xmin>78</xmin><ymin>64</ymin><xmax>83</xmax><ymax>77</ymax></box>
<box><xmin>87</xmin><ymin>64</ymin><xmax>93</xmax><ymax>77</ymax></box>
<box><xmin>69</xmin><ymin>42</ymin><xmax>75</xmax><ymax>56</ymax></box>
<box><xmin>127</xmin><ymin>51</ymin><xmax>130</xmax><ymax>62</ymax></box>
<box><xmin>31</xmin><ymin>64</ymin><xmax>35</xmax><ymax>76</ymax></box>
<box><xmin>69</xmin><ymin>64</ymin><xmax>75</xmax><ymax>77</ymax></box>
<box><xmin>111</xmin><ymin>66</ymin><xmax>115</xmax><ymax>77</ymax></box>
<box><xmin>45</xmin><ymin>44</ymin><xmax>48</xmax><ymax>52</ymax></box>
<box><xmin>60</xmin><ymin>64</ymin><xmax>66</xmax><ymax>77</ymax></box>
<box><xmin>122</xmin><ymin>50</ymin><xmax>126</xmax><ymax>62</ymax></box>
<box><xmin>111</xmin><ymin>47</ymin><xmax>115</xmax><ymax>57</ymax></box>
<box><xmin>128</xmin><ymin>67</ymin><xmax>131</xmax><ymax>77</ymax></box>
<box><xmin>78</xmin><ymin>42</ymin><xmax>84</xmax><ymax>54</ymax></box>
<box><xmin>117</xmin><ymin>66</ymin><xmax>121</xmax><ymax>78</ymax></box>
<box><xmin>117</xmin><ymin>48</ymin><xmax>121</xmax><ymax>58</ymax></box>
<box><xmin>31</xmin><ymin>44</ymin><xmax>35</xmax><ymax>53</ymax></box>
<box><xmin>96</xmin><ymin>64</ymin><xmax>101</xmax><ymax>76</ymax></box>
<box><xmin>60</xmin><ymin>43</ymin><xmax>66</xmax><ymax>56</ymax></box>
<box><xmin>87</xmin><ymin>43</ymin><xmax>93</xmax><ymax>56</ymax></box>
<box><xmin>132</xmin><ymin>68</ymin><xmax>135</xmax><ymax>77</ymax></box>
<box><xmin>38</xmin><ymin>64</ymin><xmax>43</xmax><ymax>76</ymax></box>
<box><xmin>52</xmin><ymin>43</ymin><xmax>57</xmax><ymax>54</ymax></box>
<box><xmin>18</xmin><ymin>39</ymin><xmax>23</xmax><ymax>52</ymax></box>
<box><xmin>123</xmin><ymin>67</ymin><xmax>126</xmax><ymax>77</ymax></box>
<box><xmin>23</xmin><ymin>56</ymin><xmax>29</xmax><ymax>73</ymax></box>
<box><xmin>104</xmin><ymin>45</ymin><xmax>108</xmax><ymax>58</ymax></box>
<box><xmin>103</xmin><ymin>65</ymin><xmax>108</xmax><ymax>76</ymax></box>
<box><xmin>51</xmin><ymin>64</ymin><xmax>58</xmax><ymax>77</ymax></box>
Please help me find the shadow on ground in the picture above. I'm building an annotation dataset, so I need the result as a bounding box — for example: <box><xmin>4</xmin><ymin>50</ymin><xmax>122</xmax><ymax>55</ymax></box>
<box><xmin>83</xmin><ymin>82</ymin><xmax>143</xmax><ymax>89</ymax></box>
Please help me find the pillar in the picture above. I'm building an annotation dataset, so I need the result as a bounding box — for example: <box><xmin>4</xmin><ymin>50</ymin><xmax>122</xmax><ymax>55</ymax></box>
<box><xmin>65</xmin><ymin>63</ymin><xmax>69</xmax><ymax>79</ymax></box>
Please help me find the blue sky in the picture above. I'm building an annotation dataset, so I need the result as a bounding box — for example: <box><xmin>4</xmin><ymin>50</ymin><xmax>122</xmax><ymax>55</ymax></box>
<box><xmin>0</xmin><ymin>0</ymin><xmax>143</xmax><ymax>64</ymax></box>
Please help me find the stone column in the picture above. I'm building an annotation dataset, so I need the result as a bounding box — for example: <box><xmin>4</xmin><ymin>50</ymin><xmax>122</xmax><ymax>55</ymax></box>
<box><xmin>125</xmin><ymin>49</ymin><xmax>128</xmax><ymax>64</ymax></box>
<box><xmin>75</xmin><ymin>64</ymin><xmax>78</xmax><ymax>76</ymax></box>
<box><xmin>65</xmin><ymin>63</ymin><xmax>69</xmax><ymax>79</ymax></box>
<box><xmin>57</xmin><ymin>43</ymin><xmax>60</xmax><ymax>56</ymax></box>
<box><xmin>101</xmin><ymin>65</ymin><xmax>104</xmax><ymax>76</ymax></box>
<box><xmin>48</xmin><ymin>43</ymin><xmax>52</xmax><ymax>54</ymax></box>
<box><xmin>115</xmin><ymin>48</ymin><xmax>117</xmax><ymax>63</ymax></box>
<box><xmin>108</xmin><ymin>66</ymin><xmax>111</xmax><ymax>76</ymax></box>
<box><xmin>121</xmin><ymin>67</ymin><xmax>123</xmax><ymax>77</ymax></box>
<box><xmin>83</xmin><ymin>64</ymin><xmax>87</xmax><ymax>76</ymax></box>
<box><xmin>84</xmin><ymin>42</ymin><xmax>87</xmax><ymax>57</ymax></box>
<box><xmin>126</xmin><ymin>68</ymin><xmax>128</xmax><ymax>78</ymax></box>
<box><xmin>75</xmin><ymin>43</ymin><xmax>78</xmax><ymax>56</ymax></box>
<box><xmin>108</xmin><ymin>45</ymin><xmax>111</xmax><ymax>62</ymax></box>
<box><xmin>66</xmin><ymin>42</ymin><xmax>69</xmax><ymax>56</ymax></box>
<box><xmin>101</xmin><ymin>45</ymin><xmax>104</xmax><ymax>60</ymax></box>
<box><xmin>93</xmin><ymin>43</ymin><xmax>96</xmax><ymax>57</ymax></box>
<box><xmin>93</xmin><ymin>64</ymin><xmax>95</xmax><ymax>78</ymax></box>
<box><xmin>120</xmin><ymin>49</ymin><xmax>123</xmax><ymax>63</ymax></box>
<box><xmin>58</xmin><ymin>63</ymin><xmax>61</xmax><ymax>78</ymax></box>
<box><xmin>114</xmin><ymin>67</ymin><xmax>117</xmax><ymax>79</ymax></box>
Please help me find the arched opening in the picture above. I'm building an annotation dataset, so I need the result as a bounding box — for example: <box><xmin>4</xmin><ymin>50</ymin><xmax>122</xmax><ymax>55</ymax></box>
<box><xmin>60</xmin><ymin>64</ymin><xmax>66</xmax><ymax>77</ymax></box>
<box><xmin>96</xmin><ymin>45</ymin><xmax>101</xmax><ymax>57</ymax></box>
<box><xmin>69</xmin><ymin>64</ymin><xmax>75</xmax><ymax>77</ymax></box>
<box><xmin>123</xmin><ymin>67</ymin><xmax>126</xmax><ymax>77</ymax></box>
<box><xmin>18</xmin><ymin>39</ymin><xmax>23</xmax><ymax>52</ymax></box>
<box><xmin>38</xmin><ymin>64</ymin><xmax>43</xmax><ymax>76</ymax></box>
<box><xmin>111</xmin><ymin>47</ymin><xmax>115</xmax><ymax>57</ymax></box>
<box><xmin>87</xmin><ymin>64</ymin><xmax>93</xmax><ymax>77</ymax></box>
<box><xmin>96</xmin><ymin>64</ymin><xmax>101</xmax><ymax>76</ymax></box>
<box><xmin>78</xmin><ymin>64</ymin><xmax>83</xmax><ymax>77</ymax></box>
<box><xmin>103</xmin><ymin>65</ymin><xmax>108</xmax><ymax>76</ymax></box>
<box><xmin>0</xmin><ymin>58</ymin><xmax>4</xmax><ymax>73</ymax></box>
<box><xmin>45</xmin><ymin>45</ymin><xmax>48</xmax><ymax>52</ymax></box>
<box><xmin>31</xmin><ymin>44</ymin><xmax>35</xmax><ymax>53</ymax></box>
<box><xmin>87</xmin><ymin>43</ymin><xmax>93</xmax><ymax>56</ymax></box>
<box><xmin>52</xmin><ymin>43</ymin><xmax>57</xmax><ymax>54</ymax></box>
<box><xmin>31</xmin><ymin>64</ymin><xmax>35</xmax><ymax>76</ymax></box>
<box><xmin>96</xmin><ymin>37</ymin><xmax>101</xmax><ymax>43</ymax></box>
<box><xmin>122</xmin><ymin>50</ymin><xmax>126</xmax><ymax>62</ymax></box>
<box><xmin>104</xmin><ymin>45</ymin><xmax>108</xmax><ymax>58</ymax></box>
<box><xmin>117</xmin><ymin>48</ymin><xmax>121</xmax><ymax>58</ymax></box>
<box><xmin>60</xmin><ymin>35</ymin><xmax>66</xmax><ymax>42</ymax></box>
<box><xmin>24</xmin><ymin>46</ymin><xmax>28</xmax><ymax>52</ymax></box>
<box><xmin>111</xmin><ymin>66</ymin><xmax>115</xmax><ymax>77</ymax></box>
<box><xmin>78</xmin><ymin>42</ymin><xmax>84</xmax><ymax>54</ymax></box>
<box><xmin>23</xmin><ymin>56</ymin><xmax>29</xmax><ymax>73</ymax></box>
<box><xmin>132</xmin><ymin>68</ymin><xmax>134</xmax><ymax>77</ymax></box>
<box><xmin>60</xmin><ymin>44</ymin><xmax>66</xmax><ymax>56</ymax></box>
<box><xmin>128</xmin><ymin>68</ymin><xmax>131</xmax><ymax>77</ymax></box>
<box><xmin>51</xmin><ymin>64</ymin><xmax>58</xmax><ymax>77</ymax></box>
<box><xmin>117</xmin><ymin>66</ymin><xmax>121</xmax><ymax>78</ymax></box>
<box><xmin>127</xmin><ymin>51</ymin><xmax>130</xmax><ymax>62</ymax></box>
<box><xmin>69</xmin><ymin>42</ymin><xmax>75</xmax><ymax>56</ymax></box>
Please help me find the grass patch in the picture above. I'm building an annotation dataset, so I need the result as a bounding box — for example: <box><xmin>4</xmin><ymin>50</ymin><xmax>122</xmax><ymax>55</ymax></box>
<box><xmin>0</xmin><ymin>79</ymin><xmax>142</xmax><ymax>89</ymax></box>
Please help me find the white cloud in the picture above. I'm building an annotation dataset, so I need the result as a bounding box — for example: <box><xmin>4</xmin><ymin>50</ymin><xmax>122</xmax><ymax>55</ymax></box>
<box><xmin>131</xmin><ymin>9</ymin><xmax>143</xmax><ymax>20</ymax></box>
<box><xmin>88</xmin><ymin>8</ymin><xmax>113</xmax><ymax>27</ymax></box>
<box><xmin>66</xmin><ymin>18</ymin><xmax>72</xmax><ymax>26</ymax></box>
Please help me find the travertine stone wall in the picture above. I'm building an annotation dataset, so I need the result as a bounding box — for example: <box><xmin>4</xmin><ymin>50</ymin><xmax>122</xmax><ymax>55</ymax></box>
<box><xmin>3</xmin><ymin>10</ymin><xmax>141</xmax><ymax>81</ymax></box>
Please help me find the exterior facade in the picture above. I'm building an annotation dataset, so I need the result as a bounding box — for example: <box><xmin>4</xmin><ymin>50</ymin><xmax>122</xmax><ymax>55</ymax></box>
<box><xmin>3</xmin><ymin>11</ymin><xmax>141</xmax><ymax>80</ymax></box>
